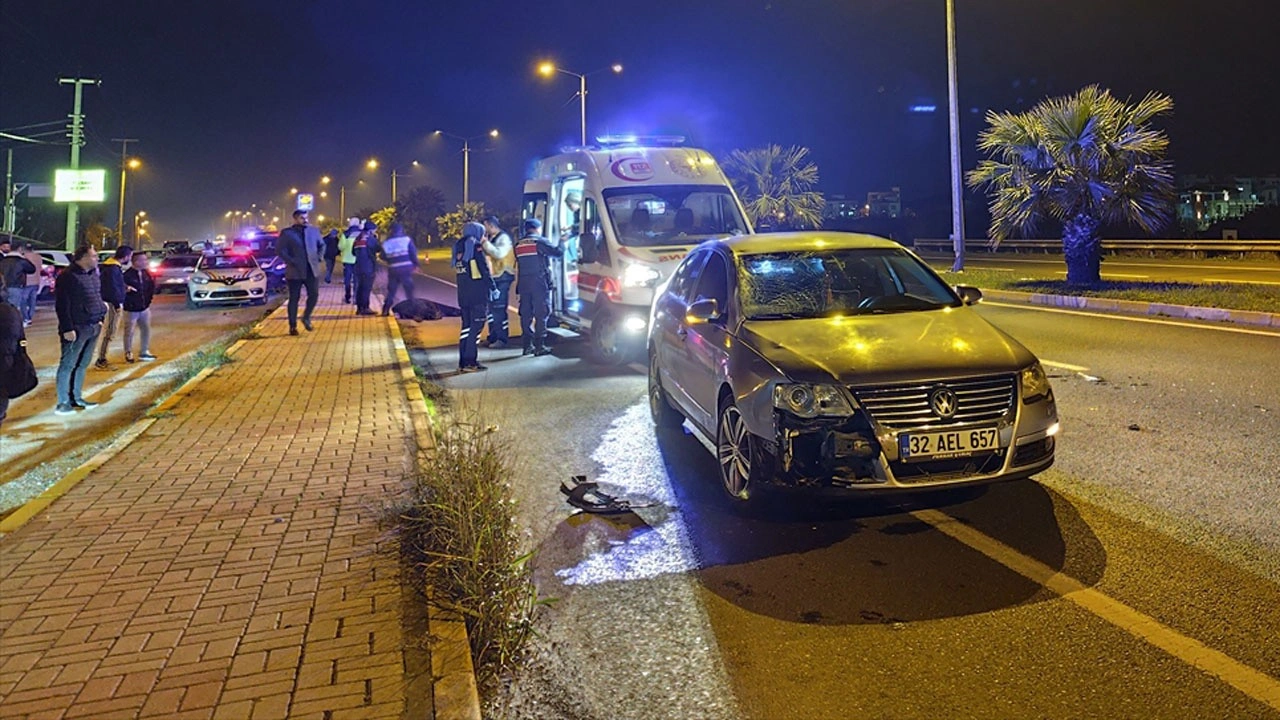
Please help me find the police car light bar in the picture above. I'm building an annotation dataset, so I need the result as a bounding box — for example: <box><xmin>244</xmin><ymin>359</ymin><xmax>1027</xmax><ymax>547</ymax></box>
<box><xmin>594</xmin><ymin>134</ymin><xmax>688</xmax><ymax>148</ymax></box>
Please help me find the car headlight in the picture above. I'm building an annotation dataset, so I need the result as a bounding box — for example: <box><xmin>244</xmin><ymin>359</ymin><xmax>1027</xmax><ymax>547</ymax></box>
<box><xmin>773</xmin><ymin>383</ymin><xmax>854</xmax><ymax>418</ymax></box>
<box><xmin>622</xmin><ymin>262</ymin><xmax>661</xmax><ymax>288</ymax></box>
<box><xmin>251</xmin><ymin>272</ymin><xmax>266</xmax><ymax>282</ymax></box>
<box><xmin>1020</xmin><ymin>362</ymin><xmax>1052</xmax><ymax>403</ymax></box>
<box><xmin>191</xmin><ymin>274</ymin><xmax>210</xmax><ymax>285</ymax></box>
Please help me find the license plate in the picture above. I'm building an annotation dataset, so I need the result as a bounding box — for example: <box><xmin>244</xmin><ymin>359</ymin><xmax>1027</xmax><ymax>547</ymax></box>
<box><xmin>899</xmin><ymin>426</ymin><xmax>1000</xmax><ymax>461</ymax></box>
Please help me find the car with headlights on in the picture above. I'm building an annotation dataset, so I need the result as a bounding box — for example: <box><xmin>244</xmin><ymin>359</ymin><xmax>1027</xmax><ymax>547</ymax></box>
<box><xmin>152</xmin><ymin>253</ymin><xmax>201</xmax><ymax>293</ymax></box>
<box><xmin>647</xmin><ymin>232</ymin><xmax>1058</xmax><ymax>504</ymax></box>
<box><xmin>186</xmin><ymin>252</ymin><xmax>268</xmax><ymax>308</ymax></box>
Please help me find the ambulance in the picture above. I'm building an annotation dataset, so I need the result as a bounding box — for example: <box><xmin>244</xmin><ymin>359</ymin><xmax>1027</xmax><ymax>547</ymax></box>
<box><xmin>521</xmin><ymin>137</ymin><xmax>753</xmax><ymax>363</ymax></box>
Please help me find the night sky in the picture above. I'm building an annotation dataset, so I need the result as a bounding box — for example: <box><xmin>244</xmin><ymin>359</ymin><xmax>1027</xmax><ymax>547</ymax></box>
<box><xmin>3</xmin><ymin>0</ymin><xmax>1278</xmax><ymax>241</ymax></box>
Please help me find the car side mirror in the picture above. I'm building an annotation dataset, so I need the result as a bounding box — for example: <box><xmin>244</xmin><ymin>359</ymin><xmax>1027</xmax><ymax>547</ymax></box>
<box><xmin>955</xmin><ymin>284</ymin><xmax>983</xmax><ymax>305</ymax></box>
<box><xmin>686</xmin><ymin>298</ymin><xmax>721</xmax><ymax>323</ymax></box>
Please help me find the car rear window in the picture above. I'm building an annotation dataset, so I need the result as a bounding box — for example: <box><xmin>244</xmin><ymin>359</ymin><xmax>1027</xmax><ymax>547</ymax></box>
<box><xmin>162</xmin><ymin>256</ymin><xmax>200</xmax><ymax>268</ymax></box>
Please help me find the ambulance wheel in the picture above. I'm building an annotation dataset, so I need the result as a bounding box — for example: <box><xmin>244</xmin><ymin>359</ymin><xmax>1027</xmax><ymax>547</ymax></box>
<box><xmin>589</xmin><ymin>308</ymin><xmax>626</xmax><ymax>365</ymax></box>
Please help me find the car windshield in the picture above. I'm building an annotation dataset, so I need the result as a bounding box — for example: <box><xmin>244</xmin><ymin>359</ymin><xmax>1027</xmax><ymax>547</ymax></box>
<box><xmin>738</xmin><ymin>247</ymin><xmax>959</xmax><ymax>320</ymax></box>
<box><xmin>161</xmin><ymin>255</ymin><xmax>199</xmax><ymax>269</ymax></box>
<box><xmin>203</xmin><ymin>255</ymin><xmax>257</xmax><ymax>270</ymax></box>
<box><xmin>603</xmin><ymin>185</ymin><xmax>748</xmax><ymax>247</ymax></box>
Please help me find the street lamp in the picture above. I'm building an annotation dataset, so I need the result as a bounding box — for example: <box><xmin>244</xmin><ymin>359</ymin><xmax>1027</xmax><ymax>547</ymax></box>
<box><xmin>366</xmin><ymin>158</ymin><xmax>421</xmax><ymax>203</ymax></box>
<box><xmin>946</xmin><ymin>0</ymin><xmax>965</xmax><ymax>271</ymax></box>
<box><xmin>116</xmin><ymin>157</ymin><xmax>141</xmax><ymax>245</ymax></box>
<box><xmin>537</xmin><ymin>61</ymin><xmax>623</xmax><ymax>146</ymax></box>
<box><xmin>133</xmin><ymin>210</ymin><xmax>147</xmax><ymax>248</ymax></box>
<box><xmin>433</xmin><ymin>130</ymin><xmax>498</xmax><ymax>205</ymax></box>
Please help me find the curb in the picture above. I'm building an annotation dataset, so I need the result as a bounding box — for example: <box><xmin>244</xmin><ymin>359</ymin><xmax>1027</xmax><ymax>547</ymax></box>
<box><xmin>0</xmin><ymin>320</ymin><xmax>262</xmax><ymax>535</ymax></box>
<box><xmin>386</xmin><ymin>315</ymin><xmax>484</xmax><ymax>720</ymax></box>
<box><xmin>980</xmin><ymin>289</ymin><xmax>1280</xmax><ymax>329</ymax></box>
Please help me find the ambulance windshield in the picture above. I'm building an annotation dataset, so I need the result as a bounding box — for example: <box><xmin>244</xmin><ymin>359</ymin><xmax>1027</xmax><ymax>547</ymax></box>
<box><xmin>603</xmin><ymin>185</ymin><xmax>748</xmax><ymax>247</ymax></box>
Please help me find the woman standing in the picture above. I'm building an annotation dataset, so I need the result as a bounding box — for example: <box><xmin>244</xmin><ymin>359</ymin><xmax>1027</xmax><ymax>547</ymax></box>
<box><xmin>122</xmin><ymin>250</ymin><xmax>157</xmax><ymax>362</ymax></box>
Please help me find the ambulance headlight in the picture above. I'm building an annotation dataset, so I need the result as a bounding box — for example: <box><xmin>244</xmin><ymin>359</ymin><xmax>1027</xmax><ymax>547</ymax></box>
<box><xmin>622</xmin><ymin>262</ymin><xmax>661</xmax><ymax>288</ymax></box>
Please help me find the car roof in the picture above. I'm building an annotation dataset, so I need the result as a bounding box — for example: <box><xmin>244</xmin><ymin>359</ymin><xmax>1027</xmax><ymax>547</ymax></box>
<box><xmin>708</xmin><ymin>231</ymin><xmax>905</xmax><ymax>256</ymax></box>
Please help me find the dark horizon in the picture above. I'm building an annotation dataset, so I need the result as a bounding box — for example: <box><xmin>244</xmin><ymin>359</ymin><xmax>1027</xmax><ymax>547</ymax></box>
<box><xmin>3</xmin><ymin>0</ymin><xmax>1278</xmax><ymax>242</ymax></box>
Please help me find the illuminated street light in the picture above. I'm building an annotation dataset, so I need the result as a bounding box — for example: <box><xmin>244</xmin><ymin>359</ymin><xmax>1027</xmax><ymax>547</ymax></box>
<box><xmin>537</xmin><ymin>61</ymin><xmax>623</xmax><ymax>146</ymax></box>
<box><xmin>433</xmin><ymin>130</ymin><xmax>498</xmax><ymax>205</ymax></box>
<box><xmin>290</xmin><ymin>187</ymin><xmax>299</xmax><ymax>195</ymax></box>
<box><xmin>367</xmin><ymin>159</ymin><xmax>379</xmax><ymax>170</ymax></box>
<box><xmin>116</xmin><ymin>156</ymin><xmax>142</xmax><ymax>244</ymax></box>
<box><xmin>321</xmin><ymin>176</ymin><xmax>331</xmax><ymax>185</ymax></box>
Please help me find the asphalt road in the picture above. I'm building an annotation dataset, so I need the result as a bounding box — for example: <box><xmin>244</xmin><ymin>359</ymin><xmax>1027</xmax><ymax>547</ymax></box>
<box><xmin>403</xmin><ymin>259</ymin><xmax>1280</xmax><ymax>719</ymax></box>
<box><xmin>0</xmin><ymin>291</ymin><xmax>283</xmax><ymax>511</ymax></box>
<box><xmin>919</xmin><ymin>251</ymin><xmax>1280</xmax><ymax>285</ymax></box>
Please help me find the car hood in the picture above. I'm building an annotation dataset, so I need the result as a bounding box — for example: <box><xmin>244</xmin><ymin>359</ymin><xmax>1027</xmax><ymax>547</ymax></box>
<box><xmin>739</xmin><ymin>308</ymin><xmax>1038</xmax><ymax>386</ymax></box>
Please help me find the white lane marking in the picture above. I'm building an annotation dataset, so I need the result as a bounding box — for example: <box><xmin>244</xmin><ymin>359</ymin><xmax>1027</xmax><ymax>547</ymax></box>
<box><xmin>1204</xmin><ymin>278</ymin><xmax>1280</xmax><ymax>286</ymax></box>
<box><xmin>913</xmin><ymin>509</ymin><xmax>1280</xmax><ymax>712</ymax></box>
<box><xmin>955</xmin><ymin>256</ymin><xmax>1280</xmax><ymax>274</ymax></box>
<box><xmin>982</xmin><ymin>301</ymin><xmax>1280</xmax><ymax>338</ymax></box>
<box><xmin>1040</xmin><ymin>359</ymin><xmax>1090</xmax><ymax>373</ymax></box>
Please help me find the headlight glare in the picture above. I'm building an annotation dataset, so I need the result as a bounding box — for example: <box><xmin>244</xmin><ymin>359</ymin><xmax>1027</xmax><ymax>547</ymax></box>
<box><xmin>622</xmin><ymin>262</ymin><xmax>661</xmax><ymax>288</ymax></box>
<box><xmin>251</xmin><ymin>272</ymin><xmax>266</xmax><ymax>282</ymax></box>
<box><xmin>191</xmin><ymin>274</ymin><xmax>210</xmax><ymax>285</ymax></box>
<box><xmin>773</xmin><ymin>383</ymin><xmax>853</xmax><ymax>418</ymax></box>
<box><xmin>1020</xmin><ymin>362</ymin><xmax>1052</xmax><ymax>403</ymax></box>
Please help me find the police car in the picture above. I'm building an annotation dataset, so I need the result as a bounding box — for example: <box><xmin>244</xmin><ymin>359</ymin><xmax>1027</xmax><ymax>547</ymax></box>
<box><xmin>186</xmin><ymin>251</ymin><xmax>268</xmax><ymax>308</ymax></box>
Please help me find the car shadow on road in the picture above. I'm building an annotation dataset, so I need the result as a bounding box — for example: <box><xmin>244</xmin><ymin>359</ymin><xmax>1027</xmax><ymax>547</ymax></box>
<box><xmin>652</xmin><ymin>424</ymin><xmax>1107</xmax><ymax>626</ymax></box>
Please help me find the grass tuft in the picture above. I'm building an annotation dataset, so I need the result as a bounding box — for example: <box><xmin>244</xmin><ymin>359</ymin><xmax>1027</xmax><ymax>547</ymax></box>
<box><xmin>398</xmin><ymin>412</ymin><xmax>543</xmax><ymax>696</ymax></box>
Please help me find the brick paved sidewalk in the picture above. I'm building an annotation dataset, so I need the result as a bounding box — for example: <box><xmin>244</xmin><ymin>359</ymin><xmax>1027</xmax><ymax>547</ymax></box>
<box><xmin>0</xmin><ymin>285</ymin><xmax>427</xmax><ymax>720</ymax></box>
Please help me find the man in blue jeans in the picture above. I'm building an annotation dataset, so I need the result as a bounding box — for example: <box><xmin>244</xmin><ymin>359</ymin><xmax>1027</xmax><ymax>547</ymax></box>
<box><xmin>54</xmin><ymin>245</ymin><xmax>107</xmax><ymax>415</ymax></box>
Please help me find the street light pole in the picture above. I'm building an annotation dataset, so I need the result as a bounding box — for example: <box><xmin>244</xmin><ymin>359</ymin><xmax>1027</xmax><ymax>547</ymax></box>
<box><xmin>947</xmin><ymin>0</ymin><xmax>966</xmax><ymax>272</ymax></box>
<box><xmin>59</xmin><ymin>77</ymin><xmax>99</xmax><ymax>252</ymax></box>
<box><xmin>112</xmin><ymin>138</ymin><xmax>137</xmax><ymax>245</ymax></box>
<box><xmin>434</xmin><ymin>131</ymin><xmax>497</xmax><ymax>207</ymax></box>
<box><xmin>538</xmin><ymin>62</ymin><xmax>622</xmax><ymax>147</ymax></box>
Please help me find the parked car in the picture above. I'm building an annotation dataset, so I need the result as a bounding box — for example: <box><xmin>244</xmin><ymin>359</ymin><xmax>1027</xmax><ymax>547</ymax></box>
<box><xmin>231</xmin><ymin>232</ymin><xmax>286</xmax><ymax>292</ymax></box>
<box><xmin>186</xmin><ymin>252</ymin><xmax>268</xmax><ymax>308</ymax></box>
<box><xmin>646</xmin><ymin>232</ymin><xmax>1059</xmax><ymax>504</ymax></box>
<box><xmin>151</xmin><ymin>253</ymin><xmax>201</xmax><ymax>293</ymax></box>
<box><xmin>35</xmin><ymin>250</ymin><xmax>72</xmax><ymax>299</ymax></box>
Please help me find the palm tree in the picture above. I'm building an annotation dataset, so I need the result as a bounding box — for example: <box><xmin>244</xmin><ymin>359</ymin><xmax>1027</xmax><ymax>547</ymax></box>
<box><xmin>967</xmin><ymin>85</ymin><xmax>1175</xmax><ymax>286</ymax></box>
<box><xmin>723</xmin><ymin>145</ymin><xmax>825</xmax><ymax>230</ymax></box>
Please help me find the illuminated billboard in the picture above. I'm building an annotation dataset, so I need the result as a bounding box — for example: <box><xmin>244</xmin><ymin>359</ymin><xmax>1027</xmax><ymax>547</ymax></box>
<box><xmin>54</xmin><ymin>169</ymin><xmax>107</xmax><ymax>203</ymax></box>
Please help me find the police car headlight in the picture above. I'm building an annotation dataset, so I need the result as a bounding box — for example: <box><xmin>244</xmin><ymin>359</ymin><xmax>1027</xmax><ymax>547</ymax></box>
<box><xmin>251</xmin><ymin>272</ymin><xmax>266</xmax><ymax>282</ymax></box>
<box><xmin>191</xmin><ymin>274</ymin><xmax>210</xmax><ymax>285</ymax></box>
<box><xmin>772</xmin><ymin>383</ymin><xmax>854</xmax><ymax>418</ymax></box>
<box><xmin>622</xmin><ymin>262</ymin><xmax>661</xmax><ymax>288</ymax></box>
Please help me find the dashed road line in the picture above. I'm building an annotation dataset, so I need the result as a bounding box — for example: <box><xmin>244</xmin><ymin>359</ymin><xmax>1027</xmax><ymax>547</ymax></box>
<box><xmin>914</xmin><ymin>508</ymin><xmax>1280</xmax><ymax>712</ymax></box>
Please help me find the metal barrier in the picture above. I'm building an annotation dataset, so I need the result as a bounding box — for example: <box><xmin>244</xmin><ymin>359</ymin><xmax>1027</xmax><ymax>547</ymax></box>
<box><xmin>912</xmin><ymin>238</ymin><xmax>1280</xmax><ymax>257</ymax></box>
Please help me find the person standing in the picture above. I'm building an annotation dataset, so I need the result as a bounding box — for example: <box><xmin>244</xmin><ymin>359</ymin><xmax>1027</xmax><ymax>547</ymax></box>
<box><xmin>513</xmin><ymin>219</ymin><xmax>563</xmax><ymax>356</ymax></box>
<box><xmin>380</xmin><ymin>222</ymin><xmax>418</xmax><ymax>315</ymax></box>
<box><xmin>0</xmin><ymin>274</ymin><xmax>28</xmax><ymax>430</ymax></box>
<box><xmin>95</xmin><ymin>245</ymin><xmax>132</xmax><ymax>368</ymax></box>
<box><xmin>0</xmin><ymin>239</ymin><xmax>36</xmax><ymax>327</ymax></box>
<box><xmin>351</xmin><ymin>220</ymin><xmax>381</xmax><ymax>316</ymax></box>
<box><xmin>20</xmin><ymin>242</ymin><xmax>44</xmax><ymax>325</ymax></box>
<box><xmin>122</xmin><ymin>250</ymin><xmax>157</xmax><ymax>363</ymax></box>
<box><xmin>54</xmin><ymin>245</ymin><xmax>106</xmax><ymax>415</ymax></box>
<box><xmin>322</xmin><ymin>228</ymin><xmax>340</xmax><ymax>283</ymax></box>
<box><xmin>480</xmin><ymin>215</ymin><xmax>515</xmax><ymax>348</ymax></box>
<box><xmin>339</xmin><ymin>219</ymin><xmax>359</xmax><ymax>303</ymax></box>
<box><xmin>277</xmin><ymin>209</ymin><xmax>325</xmax><ymax>335</ymax></box>
<box><xmin>453</xmin><ymin>221</ymin><xmax>492</xmax><ymax>372</ymax></box>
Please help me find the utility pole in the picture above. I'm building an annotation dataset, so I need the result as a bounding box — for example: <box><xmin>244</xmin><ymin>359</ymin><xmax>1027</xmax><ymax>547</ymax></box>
<box><xmin>112</xmin><ymin>138</ymin><xmax>138</xmax><ymax>245</ymax></box>
<box><xmin>60</xmin><ymin>77</ymin><xmax>100</xmax><ymax>252</ymax></box>
<box><xmin>946</xmin><ymin>0</ymin><xmax>966</xmax><ymax>272</ymax></box>
<box><xmin>3</xmin><ymin>149</ymin><xmax>13</xmax><ymax>234</ymax></box>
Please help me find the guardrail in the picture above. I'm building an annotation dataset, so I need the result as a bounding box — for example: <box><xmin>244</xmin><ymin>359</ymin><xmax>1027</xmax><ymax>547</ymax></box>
<box><xmin>912</xmin><ymin>238</ymin><xmax>1280</xmax><ymax>258</ymax></box>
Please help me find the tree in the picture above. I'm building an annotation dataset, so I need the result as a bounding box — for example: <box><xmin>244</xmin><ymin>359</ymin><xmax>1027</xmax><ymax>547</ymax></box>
<box><xmin>394</xmin><ymin>185</ymin><xmax>447</xmax><ymax>244</ymax></box>
<box><xmin>967</xmin><ymin>85</ymin><xmax>1175</xmax><ymax>286</ymax></box>
<box><xmin>436</xmin><ymin>202</ymin><xmax>488</xmax><ymax>243</ymax></box>
<box><xmin>722</xmin><ymin>145</ymin><xmax>825</xmax><ymax>230</ymax></box>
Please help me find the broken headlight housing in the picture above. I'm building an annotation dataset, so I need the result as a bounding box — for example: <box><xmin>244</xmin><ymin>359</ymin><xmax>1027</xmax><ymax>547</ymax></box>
<box><xmin>772</xmin><ymin>383</ymin><xmax>854</xmax><ymax>419</ymax></box>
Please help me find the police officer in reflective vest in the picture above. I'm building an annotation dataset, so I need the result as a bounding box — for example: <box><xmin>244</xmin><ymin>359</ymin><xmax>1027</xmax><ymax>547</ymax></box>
<box><xmin>513</xmin><ymin>218</ymin><xmax>563</xmax><ymax>356</ymax></box>
<box><xmin>453</xmin><ymin>222</ymin><xmax>493</xmax><ymax>372</ymax></box>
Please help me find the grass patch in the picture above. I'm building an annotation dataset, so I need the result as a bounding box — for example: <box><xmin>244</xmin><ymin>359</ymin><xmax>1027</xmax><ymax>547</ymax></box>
<box><xmin>939</xmin><ymin>267</ymin><xmax>1280</xmax><ymax>314</ymax></box>
<box><xmin>398</xmin><ymin>413</ymin><xmax>543</xmax><ymax>697</ymax></box>
<box><xmin>171</xmin><ymin>324</ymin><xmax>258</xmax><ymax>384</ymax></box>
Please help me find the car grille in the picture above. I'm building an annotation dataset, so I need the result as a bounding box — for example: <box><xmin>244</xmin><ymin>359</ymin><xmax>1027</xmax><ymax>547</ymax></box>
<box><xmin>851</xmin><ymin>374</ymin><xmax>1016</xmax><ymax>429</ymax></box>
<box><xmin>209</xmin><ymin>289</ymin><xmax>250</xmax><ymax>299</ymax></box>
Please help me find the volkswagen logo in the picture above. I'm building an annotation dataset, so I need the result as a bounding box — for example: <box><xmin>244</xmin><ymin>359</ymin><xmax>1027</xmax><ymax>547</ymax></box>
<box><xmin>929</xmin><ymin>386</ymin><xmax>958</xmax><ymax>419</ymax></box>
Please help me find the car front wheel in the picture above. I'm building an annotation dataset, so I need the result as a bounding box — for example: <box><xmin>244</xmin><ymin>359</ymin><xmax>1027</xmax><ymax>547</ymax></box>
<box><xmin>716</xmin><ymin>400</ymin><xmax>767</xmax><ymax>503</ymax></box>
<box><xmin>648</xmin><ymin>351</ymin><xmax>684</xmax><ymax>428</ymax></box>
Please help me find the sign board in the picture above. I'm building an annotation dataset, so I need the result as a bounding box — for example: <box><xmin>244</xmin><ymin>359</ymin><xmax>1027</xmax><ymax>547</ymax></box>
<box><xmin>27</xmin><ymin>183</ymin><xmax>54</xmax><ymax>198</ymax></box>
<box><xmin>296</xmin><ymin>193</ymin><xmax>315</xmax><ymax>211</ymax></box>
<box><xmin>53</xmin><ymin>169</ymin><xmax>107</xmax><ymax>203</ymax></box>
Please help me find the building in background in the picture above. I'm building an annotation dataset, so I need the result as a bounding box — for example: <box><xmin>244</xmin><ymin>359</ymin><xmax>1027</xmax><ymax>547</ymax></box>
<box><xmin>1177</xmin><ymin>175</ymin><xmax>1279</xmax><ymax>231</ymax></box>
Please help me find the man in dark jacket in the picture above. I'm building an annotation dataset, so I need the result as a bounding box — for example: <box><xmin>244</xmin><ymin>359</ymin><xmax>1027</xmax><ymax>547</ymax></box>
<box><xmin>322</xmin><ymin>228</ymin><xmax>340</xmax><ymax>284</ymax></box>
<box><xmin>122</xmin><ymin>250</ymin><xmax>158</xmax><ymax>362</ymax></box>
<box><xmin>453</xmin><ymin>221</ymin><xmax>492</xmax><ymax>372</ymax></box>
<box><xmin>351</xmin><ymin>220</ymin><xmax>381</xmax><ymax>316</ymax></box>
<box><xmin>277</xmin><ymin>210</ymin><xmax>325</xmax><ymax>335</ymax></box>
<box><xmin>513</xmin><ymin>219</ymin><xmax>563</xmax><ymax>356</ymax></box>
<box><xmin>0</xmin><ymin>239</ymin><xmax>37</xmax><ymax>324</ymax></box>
<box><xmin>54</xmin><ymin>245</ymin><xmax>107</xmax><ymax>415</ymax></box>
<box><xmin>95</xmin><ymin>245</ymin><xmax>132</xmax><ymax>368</ymax></box>
<box><xmin>0</xmin><ymin>273</ymin><xmax>27</xmax><ymax>430</ymax></box>
<box><xmin>379</xmin><ymin>222</ymin><xmax>418</xmax><ymax>316</ymax></box>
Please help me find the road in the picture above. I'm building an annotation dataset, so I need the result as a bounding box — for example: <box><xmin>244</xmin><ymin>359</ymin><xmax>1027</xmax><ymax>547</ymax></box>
<box><xmin>402</xmin><ymin>259</ymin><xmax>1280</xmax><ymax>719</ymax></box>
<box><xmin>918</xmin><ymin>251</ymin><xmax>1280</xmax><ymax>286</ymax></box>
<box><xmin>0</xmin><ymin>291</ymin><xmax>283</xmax><ymax>513</ymax></box>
